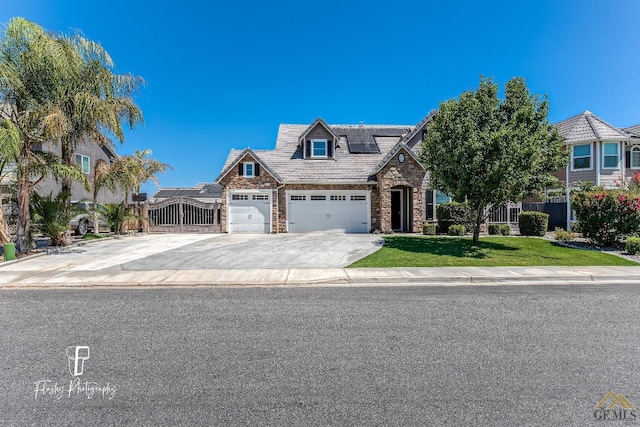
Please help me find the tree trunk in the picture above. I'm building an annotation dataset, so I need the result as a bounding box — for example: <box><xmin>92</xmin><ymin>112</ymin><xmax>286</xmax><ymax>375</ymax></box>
<box><xmin>0</xmin><ymin>185</ymin><xmax>10</xmax><ymax>244</ymax></box>
<box><xmin>61</xmin><ymin>139</ymin><xmax>72</xmax><ymax>208</ymax></box>
<box><xmin>472</xmin><ymin>207</ymin><xmax>483</xmax><ymax>247</ymax></box>
<box><xmin>15</xmin><ymin>175</ymin><xmax>30</xmax><ymax>254</ymax></box>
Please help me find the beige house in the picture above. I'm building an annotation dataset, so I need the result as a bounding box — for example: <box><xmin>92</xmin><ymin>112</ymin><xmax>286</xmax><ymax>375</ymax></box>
<box><xmin>555</xmin><ymin>110</ymin><xmax>640</xmax><ymax>228</ymax></box>
<box><xmin>215</xmin><ymin>114</ymin><xmax>439</xmax><ymax>234</ymax></box>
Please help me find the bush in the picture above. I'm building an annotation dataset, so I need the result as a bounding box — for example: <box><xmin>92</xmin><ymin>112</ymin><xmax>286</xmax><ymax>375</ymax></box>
<box><xmin>422</xmin><ymin>223</ymin><xmax>437</xmax><ymax>235</ymax></box>
<box><xmin>554</xmin><ymin>227</ymin><xmax>575</xmax><ymax>242</ymax></box>
<box><xmin>448</xmin><ymin>224</ymin><xmax>466</xmax><ymax>236</ymax></box>
<box><xmin>572</xmin><ymin>190</ymin><xmax>640</xmax><ymax>246</ymax></box>
<box><xmin>626</xmin><ymin>237</ymin><xmax>640</xmax><ymax>255</ymax></box>
<box><xmin>518</xmin><ymin>211</ymin><xmax>548</xmax><ymax>236</ymax></box>
<box><xmin>488</xmin><ymin>224</ymin><xmax>511</xmax><ymax>236</ymax></box>
<box><xmin>437</xmin><ymin>202</ymin><xmax>472</xmax><ymax>234</ymax></box>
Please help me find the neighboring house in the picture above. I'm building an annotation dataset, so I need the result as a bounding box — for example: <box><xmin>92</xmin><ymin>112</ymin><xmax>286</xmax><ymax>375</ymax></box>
<box><xmin>215</xmin><ymin>113</ymin><xmax>443</xmax><ymax>234</ymax></box>
<box><xmin>553</xmin><ymin>110</ymin><xmax>640</xmax><ymax>228</ymax></box>
<box><xmin>33</xmin><ymin>138</ymin><xmax>124</xmax><ymax>204</ymax></box>
<box><xmin>149</xmin><ymin>182</ymin><xmax>222</xmax><ymax>204</ymax></box>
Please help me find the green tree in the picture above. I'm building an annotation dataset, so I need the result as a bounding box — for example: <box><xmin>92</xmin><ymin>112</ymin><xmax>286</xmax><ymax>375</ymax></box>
<box><xmin>58</xmin><ymin>33</ymin><xmax>143</xmax><ymax>206</ymax></box>
<box><xmin>0</xmin><ymin>18</ymin><xmax>87</xmax><ymax>253</ymax></box>
<box><xmin>421</xmin><ymin>77</ymin><xmax>567</xmax><ymax>246</ymax></box>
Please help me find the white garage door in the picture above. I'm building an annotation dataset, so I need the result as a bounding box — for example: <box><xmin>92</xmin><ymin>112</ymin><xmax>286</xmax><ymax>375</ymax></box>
<box><xmin>287</xmin><ymin>190</ymin><xmax>370</xmax><ymax>233</ymax></box>
<box><xmin>228</xmin><ymin>192</ymin><xmax>271</xmax><ymax>233</ymax></box>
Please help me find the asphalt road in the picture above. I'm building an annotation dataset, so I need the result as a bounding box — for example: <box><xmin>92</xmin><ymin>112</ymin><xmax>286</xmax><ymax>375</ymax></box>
<box><xmin>2</xmin><ymin>285</ymin><xmax>640</xmax><ymax>426</ymax></box>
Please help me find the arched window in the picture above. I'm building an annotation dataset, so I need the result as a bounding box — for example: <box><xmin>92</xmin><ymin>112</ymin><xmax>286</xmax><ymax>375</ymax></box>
<box><xmin>631</xmin><ymin>146</ymin><xmax>640</xmax><ymax>169</ymax></box>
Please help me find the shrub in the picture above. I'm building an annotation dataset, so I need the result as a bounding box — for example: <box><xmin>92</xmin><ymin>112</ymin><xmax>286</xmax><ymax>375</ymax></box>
<box><xmin>437</xmin><ymin>202</ymin><xmax>472</xmax><ymax>234</ymax></box>
<box><xmin>102</xmin><ymin>203</ymin><xmax>136</xmax><ymax>234</ymax></box>
<box><xmin>30</xmin><ymin>192</ymin><xmax>77</xmax><ymax>246</ymax></box>
<box><xmin>554</xmin><ymin>227</ymin><xmax>575</xmax><ymax>242</ymax></box>
<box><xmin>626</xmin><ymin>237</ymin><xmax>640</xmax><ymax>255</ymax></box>
<box><xmin>499</xmin><ymin>224</ymin><xmax>511</xmax><ymax>236</ymax></box>
<box><xmin>422</xmin><ymin>223</ymin><xmax>436</xmax><ymax>235</ymax></box>
<box><xmin>518</xmin><ymin>211</ymin><xmax>548</xmax><ymax>236</ymax></box>
<box><xmin>448</xmin><ymin>224</ymin><xmax>466</xmax><ymax>236</ymax></box>
<box><xmin>572</xmin><ymin>190</ymin><xmax>640</xmax><ymax>246</ymax></box>
<box><xmin>488</xmin><ymin>224</ymin><xmax>500</xmax><ymax>235</ymax></box>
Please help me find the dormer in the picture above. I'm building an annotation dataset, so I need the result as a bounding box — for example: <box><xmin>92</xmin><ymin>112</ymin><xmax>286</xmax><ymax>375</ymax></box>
<box><xmin>298</xmin><ymin>117</ymin><xmax>341</xmax><ymax>160</ymax></box>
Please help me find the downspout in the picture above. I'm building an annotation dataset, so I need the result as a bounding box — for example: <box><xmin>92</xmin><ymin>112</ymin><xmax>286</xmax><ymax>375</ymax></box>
<box><xmin>595</xmin><ymin>141</ymin><xmax>601</xmax><ymax>186</ymax></box>
<box><xmin>621</xmin><ymin>141</ymin><xmax>626</xmax><ymax>186</ymax></box>
<box><xmin>275</xmin><ymin>183</ymin><xmax>285</xmax><ymax>233</ymax></box>
<box><xmin>565</xmin><ymin>163</ymin><xmax>571</xmax><ymax>231</ymax></box>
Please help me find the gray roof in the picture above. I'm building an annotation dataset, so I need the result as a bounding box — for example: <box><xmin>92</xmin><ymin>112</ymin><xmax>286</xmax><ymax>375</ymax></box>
<box><xmin>151</xmin><ymin>183</ymin><xmax>222</xmax><ymax>201</ymax></box>
<box><xmin>218</xmin><ymin>123</ymin><xmax>417</xmax><ymax>184</ymax></box>
<box><xmin>623</xmin><ymin>124</ymin><xmax>640</xmax><ymax>138</ymax></box>
<box><xmin>556</xmin><ymin>110</ymin><xmax>632</xmax><ymax>143</ymax></box>
<box><xmin>215</xmin><ymin>147</ymin><xmax>284</xmax><ymax>183</ymax></box>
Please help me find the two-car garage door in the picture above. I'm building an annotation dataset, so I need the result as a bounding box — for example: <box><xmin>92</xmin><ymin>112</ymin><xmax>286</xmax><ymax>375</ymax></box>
<box><xmin>287</xmin><ymin>190</ymin><xmax>370</xmax><ymax>233</ymax></box>
<box><xmin>228</xmin><ymin>190</ymin><xmax>370</xmax><ymax>233</ymax></box>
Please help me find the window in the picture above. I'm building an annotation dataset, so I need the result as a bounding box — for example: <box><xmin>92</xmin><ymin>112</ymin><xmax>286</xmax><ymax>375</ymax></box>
<box><xmin>310</xmin><ymin>195</ymin><xmax>326</xmax><ymax>201</ymax></box>
<box><xmin>252</xmin><ymin>194</ymin><xmax>268</xmax><ymax>200</ymax></box>
<box><xmin>231</xmin><ymin>194</ymin><xmax>248</xmax><ymax>200</ymax></box>
<box><xmin>244</xmin><ymin>162</ymin><xmax>254</xmax><ymax>177</ymax></box>
<box><xmin>312</xmin><ymin>139</ymin><xmax>327</xmax><ymax>157</ymax></box>
<box><xmin>426</xmin><ymin>190</ymin><xmax>452</xmax><ymax>221</ymax></box>
<box><xmin>572</xmin><ymin>144</ymin><xmax>591</xmax><ymax>170</ymax></box>
<box><xmin>74</xmin><ymin>154</ymin><xmax>90</xmax><ymax>174</ymax></box>
<box><xmin>351</xmin><ymin>195</ymin><xmax>366</xmax><ymax>201</ymax></box>
<box><xmin>330</xmin><ymin>195</ymin><xmax>346</xmax><ymax>201</ymax></box>
<box><xmin>603</xmin><ymin>143</ymin><xmax>619</xmax><ymax>168</ymax></box>
<box><xmin>631</xmin><ymin>146</ymin><xmax>640</xmax><ymax>169</ymax></box>
<box><xmin>290</xmin><ymin>195</ymin><xmax>306</xmax><ymax>201</ymax></box>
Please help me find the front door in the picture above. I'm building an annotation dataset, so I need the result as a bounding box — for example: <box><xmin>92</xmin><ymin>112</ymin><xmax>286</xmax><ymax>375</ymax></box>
<box><xmin>391</xmin><ymin>190</ymin><xmax>402</xmax><ymax>231</ymax></box>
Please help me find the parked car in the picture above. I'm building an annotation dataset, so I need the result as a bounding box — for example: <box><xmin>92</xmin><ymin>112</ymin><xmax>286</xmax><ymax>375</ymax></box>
<box><xmin>69</xmin><ymin>201</ymin><xmax>108</xmax><ymax>236</ymax></box>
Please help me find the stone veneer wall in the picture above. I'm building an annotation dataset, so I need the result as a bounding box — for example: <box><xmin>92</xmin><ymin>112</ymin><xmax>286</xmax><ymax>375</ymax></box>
<box><xmin>376</xmin><ymin>150</ymin><xmax>426</xmax><ymax>233</ymax></box>
<box><xmin>218</xmin><ymin>154</ymin><xmax>280</xmax><ymax>233</ymax></box>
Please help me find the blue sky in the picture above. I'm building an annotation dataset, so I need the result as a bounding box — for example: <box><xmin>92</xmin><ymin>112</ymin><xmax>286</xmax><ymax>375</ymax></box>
<box><xmin>3</xmin><ymin>1</ymin><xmax>640</xmax><ymax>192</ymax></box>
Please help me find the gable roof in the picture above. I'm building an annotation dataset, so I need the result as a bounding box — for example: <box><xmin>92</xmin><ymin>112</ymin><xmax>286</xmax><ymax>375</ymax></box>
<box><xmin>556</xmin><ymin>110</ymin><xmax>632</xmax><ymax>144</ymax></box>
<box><xmin>399</xmin><ymin>110</ymin><xmax>436</xmax><ymax>146</ymax></box>
<box><xmin>215</xmin><ymin>147</ymin><xmax>284</xmax><ymax>183</ymax></box>
<box><xmin>297</xmin><ymin>117</ymin><xmax>341</xmax><ymax>145</ymax></box>
<box><xmin>371</xmin><ymin>142</ymin><xmax>425</xmax><ymax>175</ymax></box>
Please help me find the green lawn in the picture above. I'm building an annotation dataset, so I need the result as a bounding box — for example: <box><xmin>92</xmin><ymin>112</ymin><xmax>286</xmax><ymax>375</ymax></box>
<box><xmin>348</xmin><ymin>236</ymin><xmax>638</xmax><ymax>268</ymax></box>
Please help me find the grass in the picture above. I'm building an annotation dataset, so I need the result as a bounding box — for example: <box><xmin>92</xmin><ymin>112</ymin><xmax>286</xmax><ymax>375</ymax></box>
<box><xmin>81</xmin><ymin>233</ymin><xmax>107</xmax><ymax>240</ymax></box>
<box><xmin>348</xmin><ymin>236</ymin><xmax>639</xmax><ymax>268</ymax></box>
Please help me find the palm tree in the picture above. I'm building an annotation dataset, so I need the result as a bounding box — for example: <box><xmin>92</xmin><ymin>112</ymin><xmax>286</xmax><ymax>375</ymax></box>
<box><xmin>120</xmin><ymin>149</ymin><xmax>171</xmax><ymax>231</ymax></box>
<box><xmin>58</xmin><ymin>33</ymin><xmax>144</xmax><ymax>206</ymax></box>
<box><xmin>0</xmin><ymin>119</ymin><xmax>20</xmax><ymax>243</ymax></box>
<box><xmin>89</xmin><ymin>158</ymin><xmax>128</xmax><ymax>232</ymax></box>
<box><xmin>0</xmin><ymin>18</ymin><xmax>87</xmax><ymax>253</ymax></box>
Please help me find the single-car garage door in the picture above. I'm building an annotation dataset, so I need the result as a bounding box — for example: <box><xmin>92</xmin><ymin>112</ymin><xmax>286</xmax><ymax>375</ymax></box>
<box><xmin>228</xmin><ymin>192</ymin><xmax>271</xmax><ymax>233</ymax></box>
<box><xmin>287</xmin><ymin>190</ymin><xmax>370</xmax><ymax>233</ymax></box>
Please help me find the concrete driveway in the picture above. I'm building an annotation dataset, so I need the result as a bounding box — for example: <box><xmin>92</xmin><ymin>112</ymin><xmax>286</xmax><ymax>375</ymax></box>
<box><xmin>1</xmin><ymin>232</ymin><xmax>383</xmax><ymax>271</ymax></box>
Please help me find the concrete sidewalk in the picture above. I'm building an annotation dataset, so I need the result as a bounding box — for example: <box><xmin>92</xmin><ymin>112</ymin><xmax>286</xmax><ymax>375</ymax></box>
<box><xmin>2</xmin><ymin>265</ymin><xmax>640</xmax><ymax>289</ymax></box>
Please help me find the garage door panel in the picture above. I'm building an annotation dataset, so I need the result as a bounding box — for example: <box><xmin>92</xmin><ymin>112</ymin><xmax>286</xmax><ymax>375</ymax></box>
<box><xmin>287</xmin><ymin>192</ymin><xmax>369</xmax><ymax>233</ymax></box>
<box><xmin>229</xmin><ymin>194</ymin><xmax>271</xmax><ymax>233</ymax></box>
